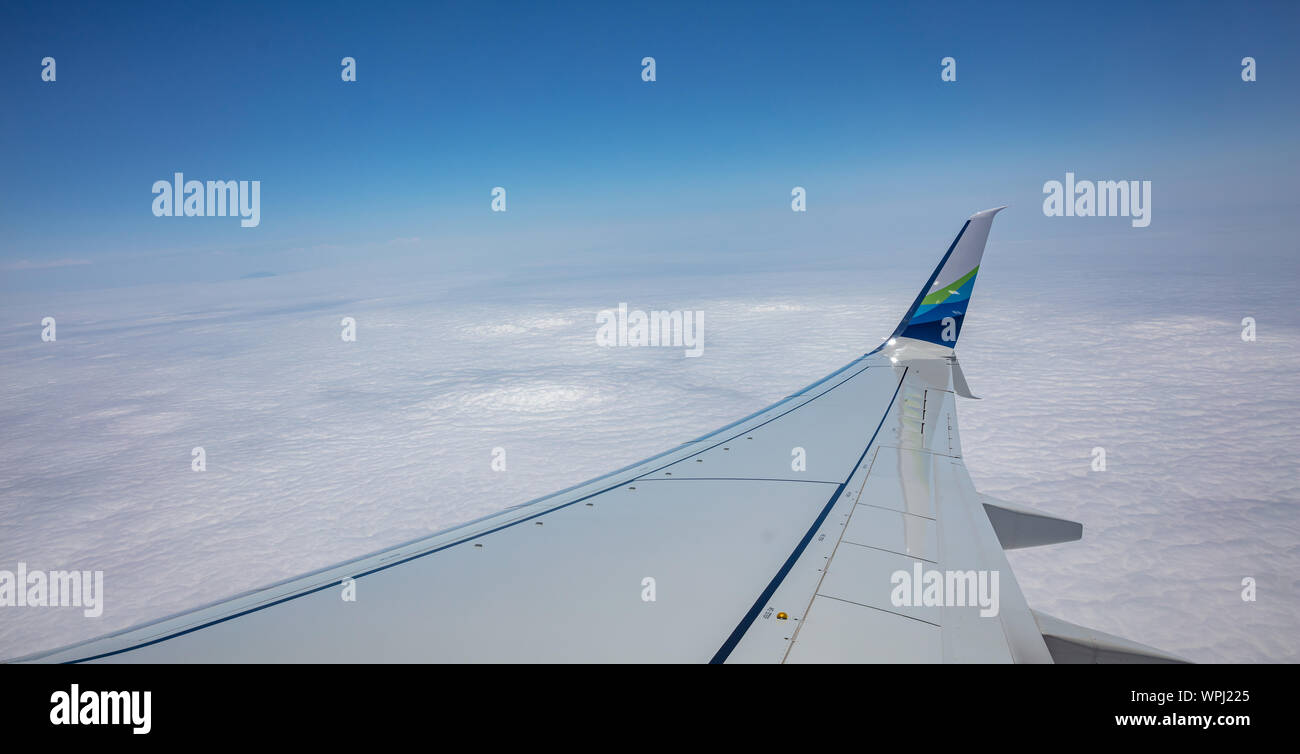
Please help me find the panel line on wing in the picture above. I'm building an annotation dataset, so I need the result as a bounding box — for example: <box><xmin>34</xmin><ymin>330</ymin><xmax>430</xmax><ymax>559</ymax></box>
<box><xmin>811</xmin><ymin>594</ymin><xmax>941</xmax><ymax>628</ymax></box>
<box><xmin>710</xmin><ymin>367</ymin><xmax>908</xmax><ymax>664</ymax></box>
<box><xmin>853</xmin><ymin>501</ymin><xmax>937</xmax><ymax>522</ymax></box>
<box><xmin>635</xmin><ymin>477</ymin><xmax>839</xmax><ymax>485</ymax></box>
<box><xmin>779</xmin><ymin>447</ymin><xmax>890</xmax><ymax>661</ymax></box>
<box><xmin>836</xmin><ymin>538</ymin><xmax>939</xmax><ymax>565</ymax></box>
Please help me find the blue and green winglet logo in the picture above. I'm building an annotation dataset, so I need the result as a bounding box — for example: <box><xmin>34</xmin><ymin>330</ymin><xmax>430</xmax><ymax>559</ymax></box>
<box><xmin>900</xmin><ymin>265</ymin><xmax>979</xmax><ymax>346</ymax></box>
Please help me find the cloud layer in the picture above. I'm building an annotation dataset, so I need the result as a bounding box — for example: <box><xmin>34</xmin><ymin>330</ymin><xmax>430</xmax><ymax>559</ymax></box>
<box><xmin>1</xmin><ymin>260</ymin><xmax>1296</xmax><ymax>662</ymax></box>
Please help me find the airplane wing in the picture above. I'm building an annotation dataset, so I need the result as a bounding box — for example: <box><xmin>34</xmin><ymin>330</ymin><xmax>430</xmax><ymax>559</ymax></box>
<box><xmin>11</xmin><ymin>207</ymin><xmax>1183</xmax><ymax>663</ymax></box>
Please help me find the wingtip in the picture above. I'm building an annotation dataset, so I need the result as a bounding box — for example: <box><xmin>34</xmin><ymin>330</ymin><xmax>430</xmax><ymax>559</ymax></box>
<box><xmin>969</xmin><ymin>205</ymin><xmax>1008</xmax><ymax>220</ymax></box>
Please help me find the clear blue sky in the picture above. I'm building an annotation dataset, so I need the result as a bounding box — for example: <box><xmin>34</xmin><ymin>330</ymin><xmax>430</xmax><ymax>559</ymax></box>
<box><xmin>1</xmin><ymin>0</ymin><xmax>1297</xmax><ymax>288</ymax></box>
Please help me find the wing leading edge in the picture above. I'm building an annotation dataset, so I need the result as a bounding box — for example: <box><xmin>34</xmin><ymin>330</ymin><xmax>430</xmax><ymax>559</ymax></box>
<box><xmin>11</xmin><ymin>207</ymin><xmax>1182</xmax><ymax>664</ymax></box>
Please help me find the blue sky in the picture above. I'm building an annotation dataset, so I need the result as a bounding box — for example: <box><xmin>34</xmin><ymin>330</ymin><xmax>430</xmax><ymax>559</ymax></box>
<box><xmin>1</xmin><ymin>0</ymin><xmax>1297</xmax><ymax>290</ymax></box>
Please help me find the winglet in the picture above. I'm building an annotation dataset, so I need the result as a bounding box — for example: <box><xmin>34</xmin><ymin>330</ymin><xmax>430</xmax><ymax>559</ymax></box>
<box><xmin>887</xmin><ymin>206</ymin><xmax>1005</xmax><ymax>350</ymax></box>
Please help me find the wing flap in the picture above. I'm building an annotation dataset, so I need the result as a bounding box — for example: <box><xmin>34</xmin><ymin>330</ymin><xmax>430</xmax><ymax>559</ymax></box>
<box><xmin>1033</xmin><ymin>611</ymin><xmax>1190</xmax><ymax>664</ymax></box>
